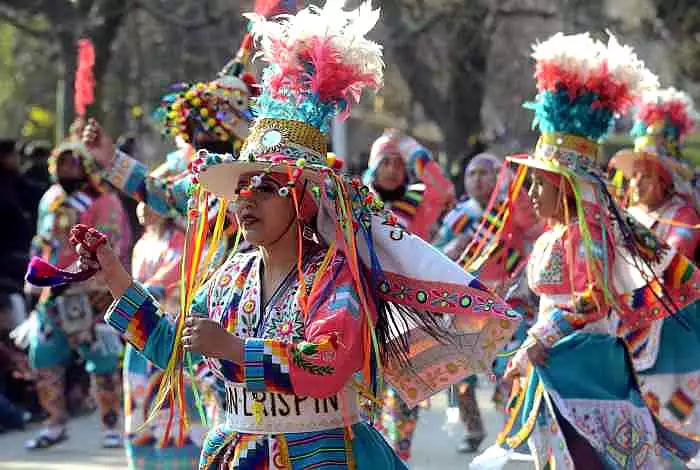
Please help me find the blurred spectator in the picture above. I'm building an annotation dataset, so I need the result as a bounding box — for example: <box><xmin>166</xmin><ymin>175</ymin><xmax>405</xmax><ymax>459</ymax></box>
<box><xmin>0</xmin><ymin>138</ymin><xmax>43</xmax><ymax>432</ymax></box>
<box><xmin>0</xmin><ymin>139</ymin><xmax>41</xmax><ymax>329</ymax></box>
<box><xmin>21</xmin><ymin>141</ymin><xmax>52</xmax><ymax>191</ymax></box>
<box><xmin>454</xmin><ymin>137</ymin><xmax>488</xmax><ymax>198</ymax></box>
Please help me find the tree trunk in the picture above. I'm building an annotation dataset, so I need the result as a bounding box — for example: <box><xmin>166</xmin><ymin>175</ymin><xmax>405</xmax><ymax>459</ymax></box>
<box><xmin>58</xmin><ymin>32</ymin><xmax>77</xmax><ymax>137</ymax></box>
<box><xmin>441</xmin><ymin>9</ymin><xmax>490</xmax><ymax>162</ymax></box>
<box><xmin>380</xmin><ymin>0</ymin><xmax>491</xmax><ymax>164</ymax></box>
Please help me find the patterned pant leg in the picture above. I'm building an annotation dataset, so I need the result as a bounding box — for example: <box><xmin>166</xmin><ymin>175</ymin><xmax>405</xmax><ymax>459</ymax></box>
<box><xmin>93</xmin><ymin>372</ymin><xmax>122</xmax><ymax>430</ymax></box>
<box><xmin>377</xmin><ymin>387</ymin><xmax>419</xmax><ymax>461</ymax></box>
<box><xmin>36</xmin><ymin>366</ymin><xmax>68</xmax><ymax>427</ymax></box>
<box><xmin>458</xmin><ymin>382</ymin><xmax>485</xmax><ymax>437</ymax></box>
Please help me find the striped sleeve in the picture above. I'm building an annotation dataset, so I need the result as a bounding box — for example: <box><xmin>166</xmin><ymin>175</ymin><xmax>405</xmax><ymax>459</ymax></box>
<box><xmin>102</xmin><ymin>150</ymin><xmax>192</xmax><ymax>219</ymax></box>
<box><xmin>104</xmin><ymin>281</ymin><xmax>176</xmax><ymax>369</ymax></box>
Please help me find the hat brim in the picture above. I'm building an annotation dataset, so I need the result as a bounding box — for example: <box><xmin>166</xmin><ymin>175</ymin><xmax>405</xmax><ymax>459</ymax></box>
<box><xmin>198</xmin><ymin>160</ymin><xmax>324</xmax><ymax>200</ymax></box>
<box><xmin>505</xmin><ymin>154</ymin><xmax>565</xmax><ymax>176</ymax></box>
<box><xmin>506</xmin><ymin>153</ymin><xmax>603</xmax><ymax>183</ymax></box>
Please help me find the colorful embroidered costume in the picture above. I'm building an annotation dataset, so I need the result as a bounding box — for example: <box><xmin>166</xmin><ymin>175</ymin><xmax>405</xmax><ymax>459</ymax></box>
<box><xmin>27</xmin><ymin>141</ymin><xmax>131</xmax><ymax>444</ymax></box>
<box><xmin>608</xmin><ymin>88</ymin><xmax>700</xmax><ymax>455</ymax></box>
<box><xmin>103</xmin><ymin>3</ymin><xmax>519</xmax><ymax>468</ymax></box>
<box><xmin>471</xmin><ymin>33</ymin><xmax>700</xmax><ymax>469</ymax></box>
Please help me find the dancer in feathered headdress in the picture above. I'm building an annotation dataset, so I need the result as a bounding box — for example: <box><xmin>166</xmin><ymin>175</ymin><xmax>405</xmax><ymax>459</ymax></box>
<box><xmin>606</xmin><ymin>87</ymin><xmax>700</xmax><ymax>460</ymax></box>
<box><xmin>70</xmin><ymin>2</ymin><xmax>520</xmax><ymax>468</ymax></box>
<box><xmin>470</xmin><ymin>33</ymin><xmax>700</xmax><ymax>469</ymax></box>
<box><xmin>609</xmin><ymin>87</ymin><xmax>700</xmax><ymax>255</ymax></box>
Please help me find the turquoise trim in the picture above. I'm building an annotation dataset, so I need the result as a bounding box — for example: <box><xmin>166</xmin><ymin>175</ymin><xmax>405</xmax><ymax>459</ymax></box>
<box><xmin>539</xmin><ymin>333</ymin><xmax>644</xmax><ymax>404</ymax></box>
<box><xmin>640</xmin><ymin>301</ymin><xmax>700</xmax><ymax>376</ymax></box>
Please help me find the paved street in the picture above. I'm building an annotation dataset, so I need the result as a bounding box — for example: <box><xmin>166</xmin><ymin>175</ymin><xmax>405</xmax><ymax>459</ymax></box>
<box><xmin>0</xmin><ymin>383</ymin><xmax>531</xmax><ymax>469</ymax></box>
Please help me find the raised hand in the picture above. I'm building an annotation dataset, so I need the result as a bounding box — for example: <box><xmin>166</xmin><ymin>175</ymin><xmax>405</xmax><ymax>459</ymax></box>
<box><xmin>82</xmin><ymin>118</ymin><xmax>115</xmax><ymax>167</ymax></box>
<box><xmin>71</xmin><ymin>224</ymin><xmax>132</xmax><ymax>298</ymax></box>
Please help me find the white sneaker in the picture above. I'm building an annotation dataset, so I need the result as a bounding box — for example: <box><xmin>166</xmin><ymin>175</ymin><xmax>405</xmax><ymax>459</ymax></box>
<box><xmin>101</xmin><ymin>430</ymin><xmax>123</xmax><ymax>449</ymax></box>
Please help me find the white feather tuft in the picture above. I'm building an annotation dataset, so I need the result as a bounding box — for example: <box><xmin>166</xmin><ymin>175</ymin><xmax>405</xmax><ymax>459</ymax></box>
<box><xmin>247</xmin><ymin>0</ymin><xmax>384</xmax><ymax>87</ymax></box>
<box><xmin>639</xmin><ymin>87</ymin><xmax>700</xmax><ymax>122</ymax></box>
<box><xmin>531</xmin><ymin>32</ymin><xmax>606</xmax><ymax>82</ymax></box>
<box><xmin>605</xmin><ymin>33</ymin><xmax>659</xmax><ymax>97</ymax></box>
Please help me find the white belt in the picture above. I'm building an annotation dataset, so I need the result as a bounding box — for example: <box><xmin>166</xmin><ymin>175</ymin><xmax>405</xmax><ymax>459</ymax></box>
<box><xmin>224</xmin><ymin>384</ymin><xmax>360</xmax><ymax>434</ymax></box>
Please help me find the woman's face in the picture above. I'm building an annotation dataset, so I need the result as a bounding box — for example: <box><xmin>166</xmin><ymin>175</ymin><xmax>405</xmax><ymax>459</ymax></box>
<box><xmin>630</xmin><ymin>159</ymin><xmax>667</xmax><ymax>207</ymax></box>
<box><xmin>528</xmin><ymin>170</ymin><xmax>561</xmax><ymax>220</ymax></box>
<box><xmin>374</xmin><ymin>154</ymin><xmax>406</xmax><ymax>191</ymax></box>
<box><xmin>233</xmin><ymin>172</ymin><xmax>297</xmax><ymax>246</ymax></box>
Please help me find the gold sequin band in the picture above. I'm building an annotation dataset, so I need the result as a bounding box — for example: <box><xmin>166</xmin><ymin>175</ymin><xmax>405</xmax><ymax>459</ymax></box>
<box><xmin>534</xmin><ymin>133</ymin><xmax>601</xmax><ymax>173</ymax></box>
<box><xmin>240</xmin><ymin>118</ymin><xmax>328</xmax><ymax>165</ymax></box>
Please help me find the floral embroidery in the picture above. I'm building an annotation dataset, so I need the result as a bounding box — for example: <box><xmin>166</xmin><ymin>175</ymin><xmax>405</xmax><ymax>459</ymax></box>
<box><xmin>219</xmin><ymin>274</ymin><xmax>232</xmax><ymax>287</ymax></box>
<box><xmin>290</xmin><ymin>342</ymin><xmax>334</xmax><ymax>376</ymax></box>
<box><xmin>264</xmin><ymin>313</ymin><xmax>304</xmax><ymax>342</ymax></box>
<box><xmin>377</xmin><ymin>272</ymin><xmax>512</xmax><ymax>318</ymax></box>
<box><xmin>430</xmin><ymin>290</ymin><xmax>457</xmax><ymax>308</ymax></box>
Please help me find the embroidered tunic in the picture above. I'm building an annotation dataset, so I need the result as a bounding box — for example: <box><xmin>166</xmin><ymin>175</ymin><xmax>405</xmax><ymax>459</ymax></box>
<box><xmin>623</xmin><ymin>196</ymin><xmax>700</xmax><ymax>450</ymax></box>
<box><xmin>107</xmin><ymin>246</ymin><xmax>405</xmax><ymax>470</ymax></box>
<box><xmin>498</xmin><ymin>217</ymin><xmax>669</xmax><ymax>469</ymax></box>
<box><xmin>495</xmin><ymin>211</ymin><xmax>700</xmax><ymax>467</ymax></box>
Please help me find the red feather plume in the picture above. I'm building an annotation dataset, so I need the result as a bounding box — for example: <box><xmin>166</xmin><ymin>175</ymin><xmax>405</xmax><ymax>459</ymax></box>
<box><xmin>74</xmin><ymin>39</ymin><xmax>96</xmax><ymax>117</ymax></box>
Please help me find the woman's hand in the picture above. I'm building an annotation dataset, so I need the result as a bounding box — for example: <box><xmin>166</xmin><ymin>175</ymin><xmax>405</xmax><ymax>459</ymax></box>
<box><xmin>82</xmin><ymin>118</ymin><xmax>115</xmax><ymax>167</ymax></box>
<box><xmin>182</xmin><ymin>317</ymin><xmax>244</xmax><ymax>362</ymax></box>
<box><xmin>74</xmin><ymin>226</ymin><xmax>132</xmax><ymax>298</ymax></box>
<box><xmin>503</xmin><ymin>337</ymin><xmax>548</xmax><ymax>381</ymax></box>
<box><xmin>525</xmin><ymin>336</ymin><xmax>549</xmax><ymax>366</ymax></box>
<box><xmin>503</xmin><ymin>349</ymin><xmax>527</xmax><ymax>381</ymax></box>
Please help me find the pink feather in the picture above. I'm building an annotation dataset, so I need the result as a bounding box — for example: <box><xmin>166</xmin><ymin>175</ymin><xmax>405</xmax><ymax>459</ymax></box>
<box><xmin>74</xmin><ymin>39</ymin><xmax>96</xmax><ymax>117</ymax></box>
<box><xmin>265</xmin><ymin>36</ymin><xmax>379</xmax><ymax>115</ymax></box>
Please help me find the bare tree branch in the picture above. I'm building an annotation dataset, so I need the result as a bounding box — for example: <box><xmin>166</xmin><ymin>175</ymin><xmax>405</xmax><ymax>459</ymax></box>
<box><xmin>0</xmin><ymin>9</ymin><xmax>51</xmax><ymax>40</ymax></box>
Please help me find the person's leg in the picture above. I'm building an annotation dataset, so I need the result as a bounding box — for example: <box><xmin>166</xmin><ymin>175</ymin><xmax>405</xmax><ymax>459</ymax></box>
<box><xmin>24</xmin><ymin>365</ymin><xmax>69</xmax><ymax>449</ymax></box>
<box><xmin>377</xmin><ymin>387</ymin><xmax>419</xmax><ymax>462</ymax></box>
<box><xmin>457</xmin><ymin>378</ymin><xmax>485</xmax><ymax>453</ymax></box>
<box><xmin>25</xmin><ymin>303</ymin><xmax>73</xmax><ymax>449</ymax></box>
<box><xmin>80</xmin><ymin>322</ymin><xmax>123</xmax><ymax>448</ymax></box>
<box><xmin>92</xmin><ymin>371</ymin><xmax>122</xmax><ymax>447</ymax></box>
